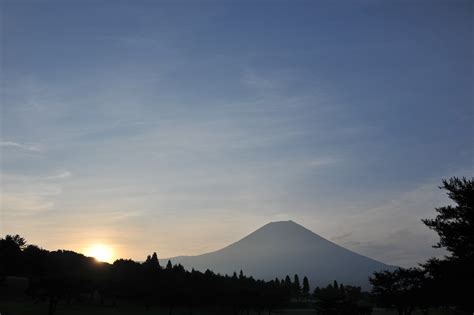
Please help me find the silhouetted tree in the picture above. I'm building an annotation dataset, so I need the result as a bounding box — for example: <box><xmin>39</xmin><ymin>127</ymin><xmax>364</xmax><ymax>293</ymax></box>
<box><xmin>7</xmin><ymin>234</ymin><xmax>27</xmax><ymax>249</ymax></box>
<box><xmin>283</xmin><ymin>275</ymin><xmax>292</xmax><ymax>294</ymax></box>
<box><xmin>1</xmin><ymin>234</ymin><xmax>292</xmax><ymax>314</ymax></box>
<box><xmin>0</xmin><ymin>234</ymin><xmax>28</xmax><ymax>277</ymax></box>
<box><xmin>313</xmin><ymin>282</ymin><xmax>371</xmax><ymax>315</ymax></box>
<box><xmin>369</xmin><ymin>267</ymin><xmax>425</xmax><ymax>315</ymax></box>
<box><xmin>274</xmin><ymin>277</ymin><xmax>280</xmax><ymax>286</ymax></box>
<box><xmin>422</xmin><ymin>177</ymin><xmax>473</xmax><ymax>260</ymax></box>
<box><xmin>302</xmin><ymin>276</ymin><xmax>310</xmax><ymax>297</ymax></box>
<box><xmin>144</xmin><ymin>252</ymin><xmax>161</xmax><ymax>269</ymax></box>
<box><xmin>293</xmin><ymin>274</ymin><xmax>301</xmax><ymax>296</ymax></box>
<box><xmin>421</xmin><ymin>176</ymin><xmax>474</xmax><ymax>312</ymax></box>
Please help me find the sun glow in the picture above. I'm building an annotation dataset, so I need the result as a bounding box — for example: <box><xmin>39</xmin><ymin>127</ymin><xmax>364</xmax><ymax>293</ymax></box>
<box><xmin>86</xmin><ymin>244</ymin><xmax>114</xmax><ymax>263</ymax></box>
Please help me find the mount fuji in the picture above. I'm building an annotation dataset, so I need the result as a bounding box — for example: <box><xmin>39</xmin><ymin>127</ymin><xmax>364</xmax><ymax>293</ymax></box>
<box><xmin>167</xmin><ymin>220</ymin><xmax>395</xmax><ymax>289</ymax></box>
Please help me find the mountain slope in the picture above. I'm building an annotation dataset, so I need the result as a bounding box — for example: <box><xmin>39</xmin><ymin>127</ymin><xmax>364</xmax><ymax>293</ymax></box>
<box><xmin>167</xmin><ymin>220</ymin><xmax>395</xmax><ymax>289</ymax></box>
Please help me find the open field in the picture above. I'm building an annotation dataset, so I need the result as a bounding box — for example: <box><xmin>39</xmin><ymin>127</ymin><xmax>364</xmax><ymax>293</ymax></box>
<box><xmin>0</xmin><ymin>298</ymin><xmax>460</xmax><ymax>315</ymax></box>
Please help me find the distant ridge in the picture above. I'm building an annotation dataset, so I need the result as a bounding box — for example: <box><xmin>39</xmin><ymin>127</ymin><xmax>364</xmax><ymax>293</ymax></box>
<box><xmin>167</xmin><ymin>220</ymin><xmax>396</xmax><ymax>289</ymax></box>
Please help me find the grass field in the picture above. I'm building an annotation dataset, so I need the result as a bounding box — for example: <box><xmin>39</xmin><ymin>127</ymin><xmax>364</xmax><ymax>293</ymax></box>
<box><xmin>0</xmin><ymin>297</ymin><xmax>460</xmax><ymax>315</ymax></box>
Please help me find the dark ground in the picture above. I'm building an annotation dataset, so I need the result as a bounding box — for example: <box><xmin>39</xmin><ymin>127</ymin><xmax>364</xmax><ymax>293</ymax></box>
<box><xmin>0</xmin><ymin>297</ymin><xmax>459</xmax><ymax>315</ymax></box>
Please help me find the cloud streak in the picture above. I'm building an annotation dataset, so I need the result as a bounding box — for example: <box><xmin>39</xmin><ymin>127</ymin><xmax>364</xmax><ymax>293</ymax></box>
<box><xmin>0</xmin><ymin>140</ymin><xmax>41</xmax><ymax>152</ymax></box>
<box><xmin>45</xmin><ymin>171</ymin><xmax>72</xmax><ymax>180</ymax></box>
<box><xmin>324</xmin><ymin>174</ymin><xmax>465</xmax><ymax>267</ymax></box>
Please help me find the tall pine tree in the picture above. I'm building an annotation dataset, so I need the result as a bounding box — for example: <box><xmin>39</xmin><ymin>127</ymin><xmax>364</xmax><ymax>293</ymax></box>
<box><xmin>302</xmin><ymin>276</ymin><xmax>310</xmax><ymax>296</ymax></box>
<box><xmin>293</xmin><ymin>274</ymin><xmax>301</xmax><ymax>296</ymax></box>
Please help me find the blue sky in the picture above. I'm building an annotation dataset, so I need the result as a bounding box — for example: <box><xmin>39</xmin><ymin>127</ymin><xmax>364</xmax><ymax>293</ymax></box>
<box><xmin>1</xmin><ymin>0</ymin><xmax>472</xmax><ymax>266</ymax></box>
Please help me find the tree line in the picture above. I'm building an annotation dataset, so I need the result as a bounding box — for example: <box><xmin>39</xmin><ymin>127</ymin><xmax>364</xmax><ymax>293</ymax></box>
<box><xmin>0</xmin><ymin>234</ymin><xmax>313</xmax><ymax>315</ymax></box>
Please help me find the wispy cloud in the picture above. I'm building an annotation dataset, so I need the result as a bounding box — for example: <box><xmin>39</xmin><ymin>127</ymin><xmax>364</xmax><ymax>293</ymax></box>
<box><xmin>242</xmin><ymin>71</ymin><xmax>276</xmax><ymax>90</ymax></box>
<box><xmin>1</xmin><ymin>194</ymin><xmax>56</xmax><ymax>214</ymax></box>
<box><xmin>45</xmin><ymin>171</ymin><xmax>72</xmax><ymax>180</ymax></box>
<box><xmin>0</xmin><ymin>140</ymin><xmax>41</xmax><ymax>152</ymax></box>
<box><xmin>331</xmin><ymin>232</ymin><xmax>353</xmax><ymax>242</ymax></box>
<box><xmin>308</xmin><ymin>157</ymin><xmax>341</xmax><ymax>168</ymax></box>
<box><xmin>328</xmin><ymin>175</ymin><xmax>463</xmax><ymax>266</ymax></box>
<box><xmin>1</xmin><ymin>173</ymin><xmax>64</xmax><ymax>219</ymax></box>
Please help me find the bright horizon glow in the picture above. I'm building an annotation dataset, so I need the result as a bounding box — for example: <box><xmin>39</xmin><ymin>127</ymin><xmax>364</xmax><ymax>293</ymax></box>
<box><xmin>85</xmin><ymin>244</ymin><xmax>114</xmax><ymax>263</ymax></box>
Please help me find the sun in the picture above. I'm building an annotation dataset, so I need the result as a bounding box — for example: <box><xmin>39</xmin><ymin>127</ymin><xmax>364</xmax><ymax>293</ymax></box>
<box><xmin>86</xmin><ymin>244</ymin><xmax>114</xmax><ymax>263</ymax></box>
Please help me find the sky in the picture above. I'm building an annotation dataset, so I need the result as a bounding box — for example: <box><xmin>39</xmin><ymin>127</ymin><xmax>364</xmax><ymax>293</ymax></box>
<box><xmin>0</xmin><ymin>0</ymin><xmax>473</xmax><ymax>266</ymax></box>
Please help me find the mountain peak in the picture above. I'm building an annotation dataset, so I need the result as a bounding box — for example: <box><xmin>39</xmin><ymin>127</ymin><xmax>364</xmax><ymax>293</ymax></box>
<box><xmin>266</xmin><ymin>219</ymin><xmax>296</xmax><ymax>225</ymax></box>
<box><xmin>256</xmin><ymin>220</ymin><xmax>322</xmax><ymax>237</ymax></box>
<box><xmin>262</xmin><ymin>219</ymin><xmax>308</xmax><ymax>229</ymax></box>
<box><xmin>168</xmin><ymin>220</ymin><xmax>394</xmax><ymax>289</ymax></box>
<box><xmin>233</xmin><ymin>219</ymin><xmax>326</xmax><ymax>247</ymax></box>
